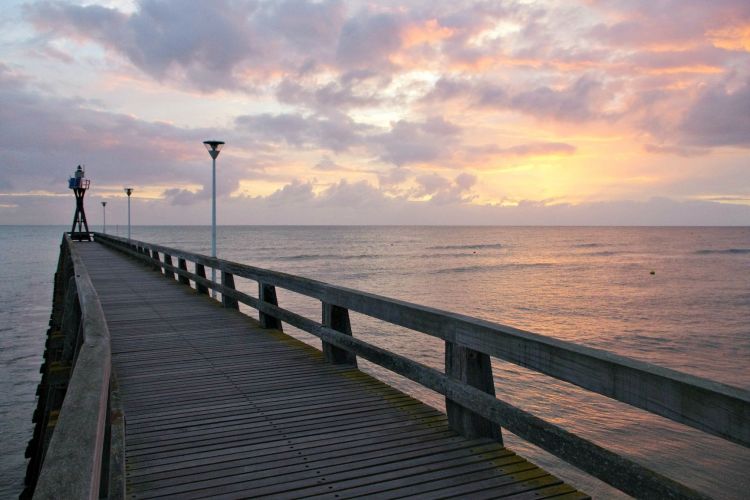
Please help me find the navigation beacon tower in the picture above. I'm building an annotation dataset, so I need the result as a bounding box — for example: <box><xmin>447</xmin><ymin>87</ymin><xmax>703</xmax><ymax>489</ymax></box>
<box><xmin>69</xmin><ymin>165</ymin><xmax>91</xmax><ymax>241</ymax></box>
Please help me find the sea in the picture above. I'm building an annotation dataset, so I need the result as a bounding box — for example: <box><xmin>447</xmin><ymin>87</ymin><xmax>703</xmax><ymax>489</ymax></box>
<box><xmin>1</xmin><ymin>225</ymin><xmax>749</xmax><ymax>498</ymax></box>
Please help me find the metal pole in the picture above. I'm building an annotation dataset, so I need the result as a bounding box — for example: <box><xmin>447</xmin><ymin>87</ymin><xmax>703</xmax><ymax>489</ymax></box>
<box><xmin>103</xmin><ymin>204</ymin><xmax>106</xmax><ymax>234</ymax></box>
<box><xmin>127</xmin><ymin>195</ymin><xmax>131</xmax><ymax>241</ymax></box>
<box><xmin>211</xmin><ymin>156</ymin><xmax>217</xmax><ymax>299</ymax></box>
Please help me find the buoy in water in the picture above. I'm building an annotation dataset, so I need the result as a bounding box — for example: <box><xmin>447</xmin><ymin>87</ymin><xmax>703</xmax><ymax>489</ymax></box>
<box><xmin>650</xmin><ymin>270</ymin><xmax>655</xmax><ymax>275</ymax></box>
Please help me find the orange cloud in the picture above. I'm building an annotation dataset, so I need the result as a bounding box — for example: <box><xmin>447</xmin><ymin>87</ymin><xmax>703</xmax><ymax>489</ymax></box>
<box><xmin>708</xmin><ymin>24</ymin><xmax>750</xmax><ymax>52</ymax></box>
<box><xmin>642</xmin><ymin>65</ymin><xmax>724</xmax><ymax>75</ymax></box>
<box><xmin>402</xmin><ymin>19</ymin><xmax>454</xmax><ymax>48</ymax></box>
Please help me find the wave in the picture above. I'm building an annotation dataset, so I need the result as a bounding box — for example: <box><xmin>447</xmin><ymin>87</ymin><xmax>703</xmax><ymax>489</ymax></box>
<box><xmin>417</xmin><ymin>252</ymin><xmax>483</xmax><ymax>259</ymax></box>
<box><xmin>427</xmin><ymin>243</ymin><xmax>503</xmax><ymax>250</ymax></box>
<box><xmin>276</xmin><ymin>253</ymin><xmax>380</xmax><ymax>261</ymax></box>
<box><xmin>584</xmin><ymin>251</ymin><xmax>620</xmax><ymax>257</ymax></box>
<box><xmin>573</xmin><ymin>243</ymin><xmax>603</xmax><ymax>248</ymax></box>
<box><xmin>695</xmin><ymin>248</ymin><xmax>750</xmax><ymax>255</ymax></box>
<box><xmin>431</xmin><ymin>262</ymin><xmax>552</xmax><ymax>274</ymax></box>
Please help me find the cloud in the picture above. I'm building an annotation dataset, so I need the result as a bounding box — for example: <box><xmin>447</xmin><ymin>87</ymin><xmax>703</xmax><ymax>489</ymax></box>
<box><xmin>9</xmin><ymin>0</ymin><xmax>750</xmax><ymax>225</ymax></box>
<box><xmin>679</xmin><ymin>79</ymin><xmax>750</xmax><ymax>147</ymax></box>
<box><xmin>21</xmin><ymin>1</ymin><xmax>558</xmax><ymax>92</ymax></box>
<box><xmin>377</xmin><ymin>166</ymin><xmax>413</xmax><ymax>187</ymax></box>
<box><xmin>336</xmin><ymin>12</ymin><xmax>404</xmax><ymax>71</ymax></box>
<box><xmin>235</xmin><ymin>111</ymin><xmax>370</xmax><ymax>152</ymax></box>
<box><xmin>276</xmin><ymin>74</ymin><xmax>387</xmax><ymax>111</ymax></box>
<box><xmin>0</xmin><ymin>63</ymin><xmax>251</xmax><ymax>198</ymax></box>
<box><xmin>374</xmin><ymin>116</ymin><xmax>462</xmax><ymax>165</ymax></box>
<box><xmin>413</xmin><ymin>173</ymin><xmax>451</xmax><ymax>196</ymax></box>
<box><xmin>162</xmin><ymin>187</ymin><xmax>204</xmax><ymax>206</ymax></box>
<box><xmin>25</xmin><ymin>0</ymin><xmax>347</xmax><ymax>90</ymax></box>
<box><xmin>475</xmin><ymin>142</ymin><xmax>577</xmax><ymax>158</ymax></box>
<box><xmin>589</xmin><ymin>0</ymin><xmax>750</xmax><ymax>50</ymax></box>
<box><xmin>316</xmin><ymin>179</ymin><xmax>388</xmax><ymax>208</ymax></box>
<box><xmin>412</xmin><ymin>172</ymin><xmax>477</xmax><ymax>204</ymax></box>
<box><xmin>265</xmin><ymin>178</ymin><xmax>316</xmax><ymax>206</ymax></box>
<box><xmin>483</xmin><ymin>76</ymin><xmax>615</xmax><ymax>122</ymax></box>
<box><xmin>6</xmin><ymin>186</ymin><xmax>750</xmax><ymax>226</ymax></box>
<box><xmin>643</xmin><ymin>144</ymin><xmax>709</xmax><ymax>157</ymax></box>
<box><xmin>314</xmin><ymin>156</ymin><xmax>342</xmax><ymax>172</ymax></box>
<box><xmin>425</xmin><ymin>75</ymin><xmax>617</xmax><ymax>123</ymax></box>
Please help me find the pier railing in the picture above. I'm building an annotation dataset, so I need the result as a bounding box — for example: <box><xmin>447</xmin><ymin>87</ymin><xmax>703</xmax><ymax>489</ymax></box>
<box><xmin>94</xmin><ymin>232</ymin><xmax>749</xmax><ymax>499</ymax></box>
<box><xmin>24</xmin><ymin>235</ymin><xmax>123</xmax><ymax>500</ymax></box>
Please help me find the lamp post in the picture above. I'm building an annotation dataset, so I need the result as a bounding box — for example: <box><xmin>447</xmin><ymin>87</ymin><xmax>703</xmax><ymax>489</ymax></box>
<box><xmin>124</xmin><ymin>188</ymin><xmax>133</xmax><ymax>241</ymax></box>
<box><xmin>203</xmin><ymin>140</ymin><xmax>224</xmax><ymax>299</ymax></box>
<box><xmin>101</xmin><ymin>201</ymin><xmax>107</xmax><ymax>234</ymax></box>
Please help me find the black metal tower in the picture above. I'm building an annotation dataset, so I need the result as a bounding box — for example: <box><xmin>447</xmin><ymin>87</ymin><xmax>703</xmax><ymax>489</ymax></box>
<box><xmin>69</xmin><ymin>165</ymin><xmax>91</xmax><ymax>241</ymax></box>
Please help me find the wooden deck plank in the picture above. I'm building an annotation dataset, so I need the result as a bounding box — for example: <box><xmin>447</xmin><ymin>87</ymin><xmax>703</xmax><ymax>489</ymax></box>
<box><xmin>502</xmin><ymin>483</ymin><xmax>583</xmax><ymax>499</ymax></box>
<box><xmin>125</xmin><ymin>404</ymin><xmax>442</xmax><ymax>447</ymax></box>
<box><xmin>72</xmin><ymin>242</ymin><xmax>584</xmax><ymax>499</ymax></box>
<box><xmin>146</xmin><ymin>448</ymin><xmax>516</xmax><ymax>499</ymax></box>
<box><xmin>125</xmin><ymin>403</ymin><xmax>442</xmax><ymax>456</ymax></box>
<box><xmin>398</xmin><ymin>469</ymin><xmax>563</xmax><ymax>500</ymax></box>
<box><xmin>126</xmin><ymin>431</ymin><xmax>470</xmax><ymax>484</ymax></box>
<box><xmin>258</xmin><ymin>454</ymin><xmax>535</xmax><ymax>500</ymax></box>
<box><xmin>124</xmin><ymin>383</ymin><xmax>423</xmax><ymax>427</ymax></box>
<box><xmin>127</xmin><ymin>432</ymin><xmax>478</xmax><ymax>482</ymax></box>
<box><xmin>128</xmin><ymin>427</ymin><xmax>460</xmax><ymax>469</ymax></box>
<box><xmin>129</xmin><ymin>435</ymin><xmax>495</xmax><ymax>489</ymax></box>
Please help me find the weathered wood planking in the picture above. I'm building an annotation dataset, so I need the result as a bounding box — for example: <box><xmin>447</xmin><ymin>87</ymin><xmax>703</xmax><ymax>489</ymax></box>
<box><xmin>75</xmin><ymin>243</ymin><xmax>585</xmax><ymax>499</ymax></box>
<box><xmin>94</xmin><ymin>232</ymin><xmax>750</xmax><ymax>451</ymax></box>
<box><xmin>92</xmin><ymin>234</ymin><xmax>730</xmax><ymax>498</ymax></box>
<box><xmin>33</xmin><ymin>236</ymin><xmax>113</xmax><ymax>500</ymax></box>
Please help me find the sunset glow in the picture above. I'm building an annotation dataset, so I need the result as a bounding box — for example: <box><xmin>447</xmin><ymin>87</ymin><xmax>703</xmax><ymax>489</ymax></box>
<box><xmin>0</xmin><ymin>0</ymin><xmax>748</xmax><ymax>225</ymax></box>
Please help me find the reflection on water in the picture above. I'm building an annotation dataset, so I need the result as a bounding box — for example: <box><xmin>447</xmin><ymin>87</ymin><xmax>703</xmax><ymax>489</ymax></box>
<box><xmin>2</xmin><ymin>226</ymin><xmax>749</xmax><ymax>498</ymax></box>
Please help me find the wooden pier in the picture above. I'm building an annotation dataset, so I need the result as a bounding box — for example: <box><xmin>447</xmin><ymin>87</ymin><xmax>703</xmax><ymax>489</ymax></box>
<box><xmin>23</xmin><ymin>233</ymin><xmax>750</xmax><ymax>499</ymax></box>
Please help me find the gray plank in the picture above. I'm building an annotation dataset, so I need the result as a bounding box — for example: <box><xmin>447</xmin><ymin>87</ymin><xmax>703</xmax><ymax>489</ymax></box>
<box><xmin>71</xmin><ymin>242</ymin><xmax>582</xmax><ymax>499</ymax></box>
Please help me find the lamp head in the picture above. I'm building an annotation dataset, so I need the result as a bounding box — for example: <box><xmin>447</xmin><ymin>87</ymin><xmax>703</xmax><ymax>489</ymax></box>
<box><xmin>203</xmin><ymin>140</ymin><xmax>224</xmax><ymax>159</ymax></box>
<box><xmin>102</xmin><ymin>201</ymin><xmax>107</xmax><ymax>207</ymax></box>
<box><xmin>124</xmin><ymin>187</ymin><xmax>133</xmax><ymax>197</ymax></box>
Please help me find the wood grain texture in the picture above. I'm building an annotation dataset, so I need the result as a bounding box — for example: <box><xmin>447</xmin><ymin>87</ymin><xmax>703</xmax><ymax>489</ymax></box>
<box><xmin>322</xmin><ymin>302</ymin><xmax>357</xmax><ymax>366</ymax></box>
<box><xmin>445</xmin><ymin>342</ymin><xmax>502</xmax><ymax>442</ymax></box>
<box><xmin>176</xmin><ymin>258</ymin><xmax>190</xmax><ymax>286</ymax></box>
<box><xmin>34</xmin><ymin>236</ymin><xmax>112</xmax><ymax>500</ymax></box>
<box><xmin>73</xmin><ymin>241</ymin><xmax>584</xmax><ymax>500</ymax></box>
<box><xmin>162</xmin><ymin>254</ymin><xmax>175</xmax><ymax>280</ymax></box>
<box><xmin>94</xmin><ymin>232</ymin><xmax>750</xmax><ymax>449</ymax></box>
<box><xmin>221</xmin><ymin>271</ymin><xmax>239</xmax><ymax>310</ymax></box>
<box><xmin>259</xmin><ymin>283</ymin><xmax>282</xmax><ymax>330</ymax></box>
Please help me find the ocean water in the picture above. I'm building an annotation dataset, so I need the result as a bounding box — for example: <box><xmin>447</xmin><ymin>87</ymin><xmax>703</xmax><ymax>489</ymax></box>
<box><xmin>1</xmin><ymin>225</ymin><xmax>749</xmax><ymax>498</ymax></box>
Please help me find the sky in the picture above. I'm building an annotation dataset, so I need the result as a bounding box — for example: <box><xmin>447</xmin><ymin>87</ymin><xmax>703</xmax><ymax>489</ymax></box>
<box><xmin>0</xmin><ymin>0</ymin><xmax>749</xmax><ymax>225</ymax></box>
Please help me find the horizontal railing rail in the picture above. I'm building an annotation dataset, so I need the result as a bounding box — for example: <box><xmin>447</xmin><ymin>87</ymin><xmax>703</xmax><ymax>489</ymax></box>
<box><xmin>94</xmin><ymin>232</ymin><xmax>750</xmax><ymax>499</ymax></box>
<box><xmin>32</xmin><ymin>235</ymin><xmax>115</xmax><ymax>500</ymax></box>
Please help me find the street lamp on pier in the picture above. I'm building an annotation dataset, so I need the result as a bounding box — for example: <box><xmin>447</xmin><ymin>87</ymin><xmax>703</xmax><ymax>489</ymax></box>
<box><xmin>101</xmin><ymin>201</ymin><xmax>107</xmax><ymax>234</ymax></box>
<box><xmin>124</xmin><ymin>187</ymin><xmax>134</xmax><ymax>241</ymax></box>
<box><xmin>203</xmin><ymin>140</ymin><xmax>224</xmax><ymax>299</ymax></box>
